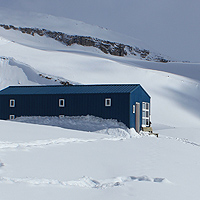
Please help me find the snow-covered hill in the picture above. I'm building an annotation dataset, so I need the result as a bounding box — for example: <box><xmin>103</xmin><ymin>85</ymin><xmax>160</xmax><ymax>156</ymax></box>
<box><xmin>0</xmin><ymin>9</ymin><xmax>200</xmax><ymax>200</ymax></box>
<box><xmin>0</xmin><ymin>8</ymin><xmax>171</xmax><ymax>62</ymax></box>
<box><xmin>2</xmin><ymin>1</ymin><xmax>200</xmax><ymax>62</ymax></box>
<box><xmin>0</xmin><ymin>8</ymin><xmax>144</xmax><ymax>46</ymax></box>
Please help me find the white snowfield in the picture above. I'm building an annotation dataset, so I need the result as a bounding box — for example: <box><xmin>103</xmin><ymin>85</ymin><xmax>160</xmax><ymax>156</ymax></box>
<box><xmin>0</xmin><ymin>10</ymin><xmax>200</xmax><ymax>200</ymax></box>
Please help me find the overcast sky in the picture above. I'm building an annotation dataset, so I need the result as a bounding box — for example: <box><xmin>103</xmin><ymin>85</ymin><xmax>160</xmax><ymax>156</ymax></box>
<box><xmin>1</xmin><ymin>0</ymin><xmax>200</xmax><ymax>62</ymax></box>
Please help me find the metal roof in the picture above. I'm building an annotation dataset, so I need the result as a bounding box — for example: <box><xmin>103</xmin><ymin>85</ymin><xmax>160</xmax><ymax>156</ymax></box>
<box><xmin>0</xmin><ymin>84</ymin><xmax>140</xmax><ymax>95</ymax></box>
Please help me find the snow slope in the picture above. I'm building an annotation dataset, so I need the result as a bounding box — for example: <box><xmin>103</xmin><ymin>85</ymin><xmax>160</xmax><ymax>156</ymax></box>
<box><xmin>0</xmin><ymin>10</ymin><xmax>200</xmax><ymax>200</ymax></box>
<box><xmin>1</xmin><ymin>120</ymin><xmax>200</xmax><ymax>200</ymax></box>
<box><xmin>2</xmin><ymin>1</ymin><xmax>200</xmax><ymax>62</ymax></box>
<box><xmin>0</xmin><ymin>8</ymin><xmax>144</xmax><ymax>48</ymax></box>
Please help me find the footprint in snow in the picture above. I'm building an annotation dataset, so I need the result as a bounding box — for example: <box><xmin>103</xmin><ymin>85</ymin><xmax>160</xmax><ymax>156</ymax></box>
<box><xmin>0</xmin><ymin>160</ymin><xmax>4</xmax><ymax>167</ymax></box>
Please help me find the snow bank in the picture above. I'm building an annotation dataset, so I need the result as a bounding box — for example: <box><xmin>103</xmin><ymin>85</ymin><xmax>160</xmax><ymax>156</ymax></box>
<box><xmin>0</xmin><ymin>56</ymin><xmax>62</xmax><ymax>90</ymax></box>
<box><xmin>13</xmin><ymin>115</ymin><xmax>138</xmax><ymax>138</ymax></box>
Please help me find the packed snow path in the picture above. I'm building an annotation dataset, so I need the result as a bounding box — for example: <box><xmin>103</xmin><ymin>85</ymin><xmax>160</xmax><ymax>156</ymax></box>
<box><xmin>0</xmin><ymin>175</ymin><xmax>169</xmax><ymax>189</ymax></box>
<box><xmin>0</xmin><ymin>137</ymin><xmax>127</xmax><ymax>150</ymax></box>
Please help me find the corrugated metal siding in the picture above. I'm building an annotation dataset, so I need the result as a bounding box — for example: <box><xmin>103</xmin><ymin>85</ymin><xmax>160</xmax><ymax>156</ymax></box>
<box><xmin>0</xmin><ymin>84</ymin><xmax>151</xmax><ymax>129</ymax></box>
<box><xmin>0</xmin><ymin>93</ymin><xmax>130</xmax><ymax>127</ymax></box>
<box><xmin>0</xmin><ymin>84</ymin><xmax>140</xmax><ymax>95</ymax></box>
<box><xmin>129</xmin><ymin>86</ymin><xmax>151</xmax><ymax>130</ymax></box>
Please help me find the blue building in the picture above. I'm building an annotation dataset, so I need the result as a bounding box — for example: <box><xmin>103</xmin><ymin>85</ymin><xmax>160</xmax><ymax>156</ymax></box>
<box><xmin>0</xmin><ymin>84</ymin><xmax>150</xmax><ymax>132</ymax></box>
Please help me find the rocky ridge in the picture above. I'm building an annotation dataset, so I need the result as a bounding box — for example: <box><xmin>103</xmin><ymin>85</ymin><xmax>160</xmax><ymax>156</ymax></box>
<box><xmin>0</xmin><ymin>24</ymin><xmax>170</xmax><ymax>62</ymax></box>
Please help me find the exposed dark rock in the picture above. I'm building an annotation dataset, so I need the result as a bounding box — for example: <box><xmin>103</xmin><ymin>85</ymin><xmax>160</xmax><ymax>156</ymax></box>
<box><xmin>0</xmin><ymin>24</ymin><xmax>170</xmax><ymax>62</ymax></box>
<box><xmin>39</xmin><ymin>73</ymin><xmax>73</xmax><ymax>86</ymax></box>
<box><xmin>3</xmin><ymin>25</ymin><xmax>11</xmax><ymax>30</ymax></box>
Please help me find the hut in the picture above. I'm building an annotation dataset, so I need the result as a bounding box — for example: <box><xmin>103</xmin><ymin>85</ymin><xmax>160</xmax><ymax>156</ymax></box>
<box><xmin>0</xmin><ymin>84</ymin><xmax>151</xmax><ymax>132</ymax></box>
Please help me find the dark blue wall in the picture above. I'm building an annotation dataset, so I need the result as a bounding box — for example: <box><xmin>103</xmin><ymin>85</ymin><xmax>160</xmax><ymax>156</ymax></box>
<box><xmin>0</xmin><ymin>85</ymin><xmax>150</xmax><ymax>130</ymax></box>
<box><xmin>0</xmin><ymin>93</ymin><xmax>130</xmax><ymax>127</ymax></box>
<box><xmin>129</xmin><ymin>86</ymin><xmax>151</xmax><ymax>129</ymax></box>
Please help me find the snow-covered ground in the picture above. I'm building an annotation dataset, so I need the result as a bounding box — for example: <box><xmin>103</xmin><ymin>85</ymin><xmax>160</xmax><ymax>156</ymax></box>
<box><xmin>1</xmin><ymin>120</ymin><xmax>200</xmax><ymax>200</ymax></box>
<box><xmin>0</xmin><ymin>11</ymin><xmax>200</xmax><ymax>200</ymax></box>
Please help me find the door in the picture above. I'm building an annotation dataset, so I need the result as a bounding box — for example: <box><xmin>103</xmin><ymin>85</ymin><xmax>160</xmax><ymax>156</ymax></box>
<box><xmin>135</xmin><ymin>102</ymin><xmax>140</xmax><ymax>133</ymax></box>
<box><xmin>142</xmin><ymin>102</ymin><xmax>150</xmax><ymax>127</ymax></box>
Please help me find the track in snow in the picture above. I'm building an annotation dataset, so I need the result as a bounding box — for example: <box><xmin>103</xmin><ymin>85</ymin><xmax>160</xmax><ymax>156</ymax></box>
<box><xmin>0</xmin><ymin>134</ymin><xmax>199</xmax><ymax>151</ymax></box>
<box><xmin>163</xmin><ymin>136</ymin><xmax>200</xmax><ymax>148</ymax></box>
<box><xmin>0</xmin><ymin>175</ymin><xmax>169</xmax><ymax>189</ymax></box>
<box><xmin>0</xmin><ymin>137</ymin><xmax>126</xmax><ymax>150</ymax></box>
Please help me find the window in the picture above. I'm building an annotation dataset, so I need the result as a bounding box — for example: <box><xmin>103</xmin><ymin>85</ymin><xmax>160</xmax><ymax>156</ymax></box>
<box><xmin>142</xmin><ymin>102</ymin><xmax>150</xmax><ymax>127</ymax></box>
<box><xmin>9</xmin><ymin>115</ymin><xmax>15</xmax><ymax>120</ymax></box>
<box><xmin>132</xmin><ymin>105</ymin><xmax>135</xmax><ymax>113</ymax></box>
<box><xmin>59</xmin><ymin>99</ymin><xmax>65</xmax><ymax>107</ymax></box>
<box><xmin>10</xmin><ymin>99</ymin><xmax>15</xmax><ymax>107</ymax></box>
<box><xmin>105</xmin><ymin>98</ymin><xmax>111</xmax><ymax>107</ymax></box>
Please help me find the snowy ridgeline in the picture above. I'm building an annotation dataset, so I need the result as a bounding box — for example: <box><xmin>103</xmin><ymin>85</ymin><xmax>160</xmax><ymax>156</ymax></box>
<box><xmin>13</xmin><ymin>115</ymin><xmax>139</xmax><ymax>138</ymax></box>
<box><xmin>0</xmin><ymin>24</ymin><xmax>170</xmax><ymax>62</ymax></box>
<box><xmin>0</xmin><ymin>56</ymin><xmax>76</xmax><ymax>90</ymax></box>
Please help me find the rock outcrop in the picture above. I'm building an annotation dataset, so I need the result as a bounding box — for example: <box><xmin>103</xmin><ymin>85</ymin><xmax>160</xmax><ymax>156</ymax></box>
<box><xmin>0</xmin><ymin>24</ymin><xmax>170</xmax><ymax>62</ymax></box>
